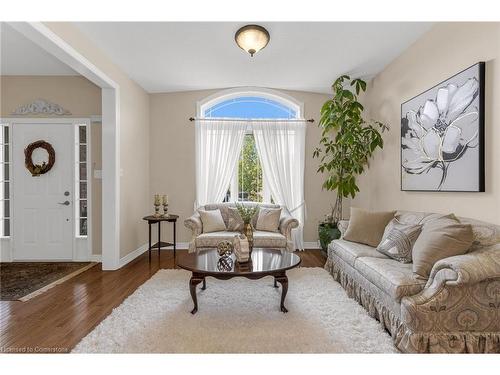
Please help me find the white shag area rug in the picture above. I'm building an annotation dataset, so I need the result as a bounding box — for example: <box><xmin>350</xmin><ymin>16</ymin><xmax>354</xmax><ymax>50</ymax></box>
<box><xmin>73</xmin><ymin>267</ymin><xmax>397</xmax><ymax>353</ymax></box>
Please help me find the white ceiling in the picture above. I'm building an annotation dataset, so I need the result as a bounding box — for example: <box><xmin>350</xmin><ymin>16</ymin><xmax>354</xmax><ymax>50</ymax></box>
<box><xmin>1</xmin><ymin>22</ymin><xmax>433</xmax><ymax>93</ymax></box>
<box><xmin>0</xmin><ymin>23</ymin><xmax>78</xmax><ymax>76</ymax></box>
<box><xmin>75</xmin><ymin>22</ymin><xmax>433</xmax><ymax>94</ymax></box>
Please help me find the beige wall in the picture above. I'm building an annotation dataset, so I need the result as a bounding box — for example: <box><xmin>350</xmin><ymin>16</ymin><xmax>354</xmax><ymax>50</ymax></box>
<box><xmin>44</xmin><ymin>22</ymin><xmax>151</xmax><ymax>258</ymax></box>
<box><xmin>0</xmin><ymin>75</ymin><xmax>101</xmax><ymax>116</ymax></box>
<box><xmin>0</xmin><ymin>75</ymin><xmax>104</xmax><ymax>255</ymax></box>
<box><xmin>149</xmin><ymin>88</ymin><xmax>340</xmax><ymax>245</ymax></box>
<box><xmin>355</xmin><ymin>22</ymin><xmax>500</xmax><ymax>225</ymax></box>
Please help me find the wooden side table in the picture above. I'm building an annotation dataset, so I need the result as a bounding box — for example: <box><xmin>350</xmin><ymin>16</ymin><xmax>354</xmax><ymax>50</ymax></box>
<box><xmin>142</xmin><ymin>215</ymin><xmax>179</xmax><ymax>263</ymax></box>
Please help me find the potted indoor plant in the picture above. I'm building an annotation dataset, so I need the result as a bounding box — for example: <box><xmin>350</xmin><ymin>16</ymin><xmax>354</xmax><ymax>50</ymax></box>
<box><xmin>318</xmin><ymin>211</ymin><xmax>341</xmax><ymax>251</ymax></box>
<box><xmin>313</xmin><ymin>75</ymin><xmax>388</xmax><ymax>251</ymax></box>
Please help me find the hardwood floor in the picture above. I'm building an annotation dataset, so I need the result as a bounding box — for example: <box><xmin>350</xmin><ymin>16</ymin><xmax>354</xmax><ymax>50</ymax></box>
<box><xmin>0</xmin><ymin>249</ymin><xmax>326</xmax><ymax>353</ymax></box>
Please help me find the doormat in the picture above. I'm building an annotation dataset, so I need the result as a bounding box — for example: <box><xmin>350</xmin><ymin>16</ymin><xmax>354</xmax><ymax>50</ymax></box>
<box><xmin>0</xmin><ymin>262</ymin><xmax>97</xmax><ymax>301</ymax></box>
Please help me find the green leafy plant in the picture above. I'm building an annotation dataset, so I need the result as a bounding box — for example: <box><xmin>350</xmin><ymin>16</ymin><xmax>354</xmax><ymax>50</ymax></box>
<box><xmin>313</xmin><ymin>75</ymin><xmax>388</xmax><ymax>225</ymax></box>
<box><xmin>235</xmin><ymin>203</ymin><xmax>259</xmax><ymax>224</ymax></box>
<box><xmin>238</xmin><ymin>135</ymin><xmax>263</xmax><ymax>202</ymax></box>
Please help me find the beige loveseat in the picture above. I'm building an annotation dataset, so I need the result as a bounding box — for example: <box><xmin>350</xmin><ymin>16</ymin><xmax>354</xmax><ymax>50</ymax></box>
<box><xmin>184</xmin><ymin>202</ymin><xmax>299</xmax><ymax>253</ymax></box>
<box><xmin>325</xmin><ymin>210</ymin><xmax>500</xmax><ymax>353</ymax></box>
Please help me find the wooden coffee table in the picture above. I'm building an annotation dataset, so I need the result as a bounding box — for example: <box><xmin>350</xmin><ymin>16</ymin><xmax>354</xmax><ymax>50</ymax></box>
<box><xmin>177</xmin><ymin>248</ymin><xmax>301</xmax><ymax>314</ymax></box>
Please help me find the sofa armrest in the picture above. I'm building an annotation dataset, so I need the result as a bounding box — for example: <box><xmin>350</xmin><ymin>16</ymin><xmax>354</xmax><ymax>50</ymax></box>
<box><xmin>400</xmin><ymin>245</ymin><xmax>500</xmax><ymax>344</ymax></box>
<box><xmin>184</xmin><ymin>212</ymin><xmax>202</xmax><ymax>236</ymax></box>
<box><xmin>338</xmin><ymin>220</ymin><xmax>349</xmax><ymax>239</ymax></box>
<box><xmin>279</xmin><ymin>210</ymin><xmax>299</xmax><ymax>252</ymax></box>
<box><xmin>279</xmin><ymin>213</ymin><xmax>299</xmax><ymax>235</ymax></box>
<box><xmin>425</xmin><ymin>244</ymin><xmax>500</xmax><ymax>289</ymax></box>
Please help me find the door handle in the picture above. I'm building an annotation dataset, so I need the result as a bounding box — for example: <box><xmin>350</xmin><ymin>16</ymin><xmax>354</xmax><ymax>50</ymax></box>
<box><xmin>58</xmin><ymin>201</ymin><xmax>70</xmax><ymax>206</ymax></box>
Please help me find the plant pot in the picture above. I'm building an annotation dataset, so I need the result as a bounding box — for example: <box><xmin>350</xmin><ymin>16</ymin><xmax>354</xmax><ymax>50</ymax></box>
<box><xmin>318</xmin><ymin>222</ymin><xmax>341</xmax><ymax>252</ymax></box>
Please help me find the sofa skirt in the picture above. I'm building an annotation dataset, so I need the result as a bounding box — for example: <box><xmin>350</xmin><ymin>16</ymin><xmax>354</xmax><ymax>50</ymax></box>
<box><xmin>325</xmin><ymin>254</ymin><xmax>500</xmax><ymax>353</ymax></box>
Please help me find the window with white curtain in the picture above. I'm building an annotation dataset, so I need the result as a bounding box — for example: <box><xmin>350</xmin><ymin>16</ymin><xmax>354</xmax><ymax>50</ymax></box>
<box><xmin>203</xmin><ymin>95</ymin><xmax>298</xmax><ymax>203</ymax></box>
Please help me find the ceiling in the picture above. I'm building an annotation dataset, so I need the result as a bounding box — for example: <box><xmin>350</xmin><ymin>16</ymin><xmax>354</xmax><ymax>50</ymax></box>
<box><xmin>1</xmin><ymin>23</ymin><xmax>78</xmax><ymax>76</ymax></box>
<box><xmin>75</xmin><ymin>22</ymin><xmax>433</xmax><ymax>94</ymax></box>
<box><xmin>1</xmin><ymin>22</ymin><xmax>433</xmax><ymax>94</ymax></box>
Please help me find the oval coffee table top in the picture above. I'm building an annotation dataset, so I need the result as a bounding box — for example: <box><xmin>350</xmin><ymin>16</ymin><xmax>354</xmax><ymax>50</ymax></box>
<box><xmin>177</xmin><ymin>248</ymin><xmax>301</xmax><ymax>276</ymax></box>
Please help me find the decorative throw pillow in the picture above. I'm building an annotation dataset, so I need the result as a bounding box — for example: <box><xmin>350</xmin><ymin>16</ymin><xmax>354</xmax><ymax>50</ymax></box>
<box><xmin>198</xmin><ymin>209</ymin><xmax>227</xmax><ymax>233</ymax></box>
<box><xmin>255</xmin><ymin>207</ymin><xmax>282</xmax><ymax>232</ymax></box>
<box><xmin>227</xmin><ymin>207</ymin><xmax>244</xmax><ymax>232</ymax></box>
<box><xmin>376</xmin><ymin>219</ymin><xmax>422</xmax><ymax>263</ymax></box>
<box><xmin>412</xmin><ymin>215</ymin><xmax>473</xmax><ymax>279</ymax></box>
<box><xmin>343</xmin><ymin>207</ymin><xmax>396</xmax><ymax>247</ymax></box>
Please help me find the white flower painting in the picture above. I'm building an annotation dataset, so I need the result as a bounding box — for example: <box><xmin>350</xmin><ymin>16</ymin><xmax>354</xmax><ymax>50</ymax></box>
<box><xmin>401</xmin><ymin>63</ymin><xmax>485</xmax><ymax>191</ymax></box>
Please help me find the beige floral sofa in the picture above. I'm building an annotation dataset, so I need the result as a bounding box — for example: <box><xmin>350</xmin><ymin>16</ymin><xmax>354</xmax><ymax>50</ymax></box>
<box><xmin>184</xmin><ymin>202</ymin><xmax>299</xmax><ymax>253</ymax></box>
<box><xmin>325</xmin><ymin>210</ymin><xmax>500</xmax><ymax>353</ymax></box>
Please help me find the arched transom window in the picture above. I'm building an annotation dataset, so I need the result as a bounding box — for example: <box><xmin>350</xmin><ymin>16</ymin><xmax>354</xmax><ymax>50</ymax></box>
<box><xmin>198</xmin><ymin>88</ymin><xmax>302</xmax><ymax>202</ymax></box>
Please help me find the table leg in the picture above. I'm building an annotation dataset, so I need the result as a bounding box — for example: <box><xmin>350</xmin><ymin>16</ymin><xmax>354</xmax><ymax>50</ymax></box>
<box><xmin>158</xmin><ymin>221</ymin><xmax>161</xmax><ymax>261</ymax></box>
<box><xmin>201</xmin><ymin>278</ymin><xmax>206</xmax><ymax>290</ymax></box>
<box><xmin>173</xmin><ymin>220</ymin><xmax>177</xmax><ymax>265</ymax></box>
<box><xmin>275</xmin><ymin>274</ymin><xmax>289</xmax><ymax>313</ymax></box>
<box><xmin>274</xmin><ymin>278</ymin><xmax>278</xmax><ymax>288</ymax></box>
<box><xmin>189</xmin><ymin>274</ymin><xmax>204</xmax><ymax>314</ymax></box>
<box><xmin>148</xmin><ymin>223</ymin><xmax>152</xmax><ymax>263</ymax></box>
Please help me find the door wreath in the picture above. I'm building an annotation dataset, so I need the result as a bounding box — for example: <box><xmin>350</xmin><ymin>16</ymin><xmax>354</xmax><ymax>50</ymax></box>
<box><xmin>24</xmin><ymin>140</ymin><xmax>56</xmax><ymax>176</ymax></box>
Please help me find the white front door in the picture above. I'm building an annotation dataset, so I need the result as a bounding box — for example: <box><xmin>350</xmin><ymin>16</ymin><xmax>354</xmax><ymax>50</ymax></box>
<box><xmin>12</xmin><ymin>122</ymin><xmax>74</xmax><ymax>260</ymax></box>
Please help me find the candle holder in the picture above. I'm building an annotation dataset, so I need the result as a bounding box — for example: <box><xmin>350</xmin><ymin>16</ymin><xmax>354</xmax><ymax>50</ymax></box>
<box><xmin>162</xmin><ymin>195</ymin><xmax>169</xmax><ymax>217</ymax></box>
<box><xmin>153</xmin><ymin>194</ymin><xmax>161</xmax><ymax>218</ymax></box>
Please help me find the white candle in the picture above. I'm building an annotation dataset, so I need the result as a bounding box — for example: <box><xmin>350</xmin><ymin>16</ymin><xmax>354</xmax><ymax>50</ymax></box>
<box><xmin>163</xmin><ymin>195</ymin><xmax>168</xmax><ymax>204</ymax></box>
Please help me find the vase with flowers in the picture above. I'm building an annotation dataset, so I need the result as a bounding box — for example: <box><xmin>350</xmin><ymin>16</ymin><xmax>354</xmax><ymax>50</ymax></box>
<box><xmin>235</xmin><ymin>203</ymin><xmax>259</xmax><ymax>253</ymax></box>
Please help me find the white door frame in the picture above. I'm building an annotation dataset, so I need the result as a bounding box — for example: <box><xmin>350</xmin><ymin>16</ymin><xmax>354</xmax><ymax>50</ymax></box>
<box><xmin>8</xmin><ymin>22</ymin><xmax>121</xmax><ymax>269</ymax></box>
<box><xmin>5</xmin><ymin>117</ymin><xmax>92</xmax><ymax>261</ymax></box>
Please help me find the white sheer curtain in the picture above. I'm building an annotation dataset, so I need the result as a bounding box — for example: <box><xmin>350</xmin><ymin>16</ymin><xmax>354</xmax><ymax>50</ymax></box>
<box><xmin>252</xmin><ymin>121</ymin><xmax>306</xmax><ymax>250</ymax></box>
<box><xmin>195</xmin><ymin>119</ymin><xmax>247</xmax><ymax>207</ymax></box>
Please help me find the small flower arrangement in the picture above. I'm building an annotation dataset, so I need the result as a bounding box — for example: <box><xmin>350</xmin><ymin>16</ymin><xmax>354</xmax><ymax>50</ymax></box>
<box><xmin>235</xmin><ymin>203</ymin><xmax>259</xmax><ymax>224</ymax></box>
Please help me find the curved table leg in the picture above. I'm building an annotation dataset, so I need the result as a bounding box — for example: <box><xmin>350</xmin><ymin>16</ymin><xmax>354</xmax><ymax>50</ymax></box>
<box><xmin>275</xmin><ymin>274</ymin><xmax>289</xmax><ymax>313</ymax></box>
<box><xmin>189</xmin><ymin>274</ymin><xmax>204</xmax><ymax>314</ymax></box>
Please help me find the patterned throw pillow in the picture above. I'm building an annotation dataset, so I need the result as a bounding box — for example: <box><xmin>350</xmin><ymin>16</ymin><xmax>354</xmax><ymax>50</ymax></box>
<box><xmin>227</xmin><ymin>207</ymin><xmax>244</xmax><ymax>232</ymax></box>
<box><xmin>255</xmin><ymin>207</ymin><xmax>282</xmax><ymax>232</ymax></box>
<box><xmin>376</xmin><ymin>219</ymin><xmax>422</xmax><ymax>263</ymax></box>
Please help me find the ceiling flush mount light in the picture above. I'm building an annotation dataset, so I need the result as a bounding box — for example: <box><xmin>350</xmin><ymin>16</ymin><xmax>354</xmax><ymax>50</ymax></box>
<box><xmin>235</xmin><ymin>24</ymin><xmax>270</xmax><ymax>57</ymax></box>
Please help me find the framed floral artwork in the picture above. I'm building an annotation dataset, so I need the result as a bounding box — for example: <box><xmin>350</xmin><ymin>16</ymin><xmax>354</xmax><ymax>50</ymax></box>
<box><xmin>401</xmin><ymin>62</ymin><xmax>485</xmax><ymax>192</ymax></box>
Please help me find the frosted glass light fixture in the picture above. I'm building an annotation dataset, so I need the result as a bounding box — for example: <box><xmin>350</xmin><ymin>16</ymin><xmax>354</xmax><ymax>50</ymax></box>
<box><xmin>235</xmin><ymin>25</ymin><xmax>270</xmax><ymax>57</ymax></box>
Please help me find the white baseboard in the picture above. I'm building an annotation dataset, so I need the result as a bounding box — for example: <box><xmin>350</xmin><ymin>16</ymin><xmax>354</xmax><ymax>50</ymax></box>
<box><xmin>117</xmin><ymin>242</ymin><xmax>189</xmax><ymax>268</ymax></box>
<box><xmin>119</xmin><ymin>243</ymin><xmax>149</xmax><ymax>268</ymax></box>
<box><xmin>303</xmin><ymin>241</ymin><xmax>321</xmax><ymax>249</ymax></box>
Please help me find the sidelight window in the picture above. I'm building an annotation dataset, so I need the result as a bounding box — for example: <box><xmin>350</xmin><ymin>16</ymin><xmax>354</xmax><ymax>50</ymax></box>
<box><xmin>75</xmin><ymin>124</ymin><xmax>89</xmax><ymax>237</ymax></box>
<box><xmin>0</xmin><ymin>124</ymin><xmax>10</xmax><ymax>237</ymax></box>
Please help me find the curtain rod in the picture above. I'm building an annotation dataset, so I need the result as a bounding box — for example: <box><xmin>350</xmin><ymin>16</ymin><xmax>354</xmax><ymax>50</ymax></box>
<box><xmin>189</xmin><ymin>117</ymin><xmax>314</xmax><ymax>123</ymax></box>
